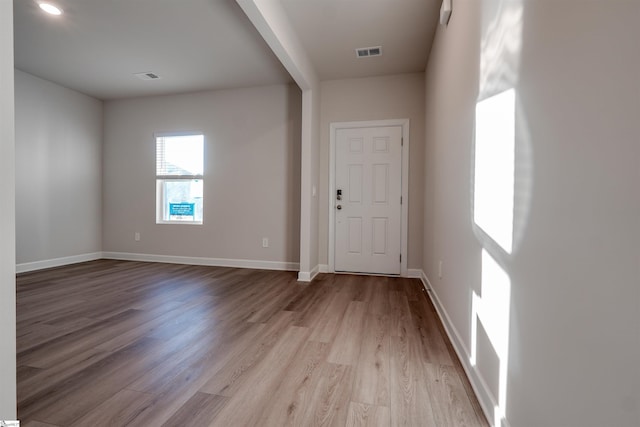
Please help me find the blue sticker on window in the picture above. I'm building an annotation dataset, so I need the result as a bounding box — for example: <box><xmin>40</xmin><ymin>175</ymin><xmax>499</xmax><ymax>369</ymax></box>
<box><xmin>169</xmin><ymin>203</ymin><xmax>195</xmax><ymax>216</ymax></box>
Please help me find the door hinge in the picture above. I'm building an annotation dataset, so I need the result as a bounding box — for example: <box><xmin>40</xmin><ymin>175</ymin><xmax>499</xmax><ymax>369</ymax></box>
<box><xmin>401</xmin><ymin>137</ymin><xmax>403</xmax><ymax>146</ymax></box>
<box><xmin>400</xmin><ymin>254</ymin><xmax>402</xmax><ymax>263</ymax></box>
<box><xmin>400</xmin><ymin>196</ymin><xmax>402</xmax><ymax>205</ymax></box>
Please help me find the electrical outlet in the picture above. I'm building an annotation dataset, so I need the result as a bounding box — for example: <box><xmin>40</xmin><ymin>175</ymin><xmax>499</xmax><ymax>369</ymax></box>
<box><xmin>262</xmin><ymin>238</ymin><xmax>269</xmax><ymax>248</ymax></box>
<box><xmin>438</xmin><ymin>260</ymin><xmax>443</xmax><ymax>279</ymax></box>
<box><xmin>135</xmin><ymin>232</ymin><xmax>140</xmax><ymax>242</ymax></box>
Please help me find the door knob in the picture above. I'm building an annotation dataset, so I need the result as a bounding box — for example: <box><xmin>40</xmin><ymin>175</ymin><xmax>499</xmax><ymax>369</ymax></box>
<box><xmin>336</xmin><ymin>205</ymin><xmax>342</xmax><ymax>210</ymax></box>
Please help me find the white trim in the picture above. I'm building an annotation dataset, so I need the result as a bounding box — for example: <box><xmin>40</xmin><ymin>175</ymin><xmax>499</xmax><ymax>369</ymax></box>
<box><xmin>328</xmin><ymin>119</ymin><xmax>410</xmax><ymax>277</ymax></box>
<box><xmin>16</xmin><ymin>252</ymin><xmax>103</xmax><ymax>274</ymax></box>
<box><xmin>297</xmin><ymin>271</ymin><xmax>311</xmax><ymax>281</ymax></box>
<box><xmin>319</xmin><ymin>264</ymin><xmax>330</xmax><ymax>273</ymax></box>
<box><xmin>407</xmin><ymin>268</ymin><xmax>423</xmax><ymax>279</ymax></box>
<box><xmin>297</xmin><ymin>264</ymin><xmax>320</xmax><ymax>282</ymax></box>
<box><xmin>102</xmin><ymin>252</ymin><xmax>299</xmax><ymax>271</ymax></box>
<box><xmin>17</xmin><ymin>251</ymin><xmax>301</xmax><ymax>275</ymax></box>
<box><xmin>298</xmin><ymin>90</ymin><xmax>314</xmax><ymax>276</ymax></box>
<box><xmin>155</xmin><ymin>132</ymin><xmax>205</xmax><ymax>225</ymax></box>
<box><xmin>417</xmin><ymin>270</ymin><xmax>508</xmax><ymax>427</ymax></box>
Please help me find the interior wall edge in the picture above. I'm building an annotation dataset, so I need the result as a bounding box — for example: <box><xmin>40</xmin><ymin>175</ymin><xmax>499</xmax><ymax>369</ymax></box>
<box><xmin>418</xmin><ymin>270</ymin><xmax>508</xmax><ymax>427</ymax></box>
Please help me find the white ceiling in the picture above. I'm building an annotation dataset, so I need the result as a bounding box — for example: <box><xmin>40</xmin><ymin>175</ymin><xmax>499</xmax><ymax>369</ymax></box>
<box><xmin>13</xmin><ymin>0</ymin><xmax>292</xmax><ymax>100</ymax></box>
<box><xmin>13</xmin><ymin>0</ymin><xmax>440</xmax><ymax>100</ymax></box>
<box><xmin>280</xmin><ymin>0</ymin><xmax>441</xmax><ymax>81</ymax></box>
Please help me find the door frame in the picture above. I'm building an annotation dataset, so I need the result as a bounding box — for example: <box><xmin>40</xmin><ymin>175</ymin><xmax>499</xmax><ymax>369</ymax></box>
<box><xmin>328</xmin><ymin>119</ymin><xmax>410</xmax><ymax>276</ymax></box>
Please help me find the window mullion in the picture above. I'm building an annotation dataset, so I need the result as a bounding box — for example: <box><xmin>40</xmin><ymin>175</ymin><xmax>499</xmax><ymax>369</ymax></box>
<box><xmin>156</xmin><ymin>175</ymin><xmax>203</xmax><ymax>180</ymax></box>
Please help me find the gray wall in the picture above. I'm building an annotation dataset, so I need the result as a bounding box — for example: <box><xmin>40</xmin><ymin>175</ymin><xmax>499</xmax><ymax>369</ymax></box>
<box><xmin>0</xmin><ymin>0</ymin><xmax>15</xmax><ymax>418</ymax></box>
<box><xmin>103</xmin><ymin>84</ymin><xmax>302</xmax><ymax>265</ymax></box>
<box><xmin>423</xmin><ymin>0</ymin><xmax>640</xmax><ymax>426</ymax></box>
<box><xmin>319</xmin><ymin>73</ymin><xmax>425</xmax><ymax>269</ymax></box>
<box><xmin>15</xmin><ymin>70</ymin><xmax>103</xmax><ymax>267</ymax></box>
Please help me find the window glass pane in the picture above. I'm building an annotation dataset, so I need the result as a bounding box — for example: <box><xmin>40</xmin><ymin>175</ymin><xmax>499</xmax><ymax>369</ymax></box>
<box><xmin>156</xmin><ymin>134</ymin><xmax>204</xmax><ymax>176</ymax></box>
<box><xmin>161</xmin><ymin>179</ymin><xmax>203</xmax><ymax>223</ymax></box>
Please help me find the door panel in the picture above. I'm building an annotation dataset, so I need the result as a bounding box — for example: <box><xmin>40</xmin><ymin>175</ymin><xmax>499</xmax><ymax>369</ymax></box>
<box><xmin>347</xmin><ymin>217</ymin><xmax>362</xmax><ymax>254</ymax></box>
<box><xmin>334</xmin><ymin>126</ymin><xmax>402</xmax><ymax>275</ymax></box>
<box><xmin>372</xmin><ymin>164</ymin><xmax>389</xmax><ymax>203</ymax></box>
<box><xmin>348</xmin><ymin>165</ymin><xmax>363</xmax><ymax>203</ymax></box>
<box><xmin>372</xmin><ymin>217</ymin><xmax>388</xmax><ymax>255</ymax></box>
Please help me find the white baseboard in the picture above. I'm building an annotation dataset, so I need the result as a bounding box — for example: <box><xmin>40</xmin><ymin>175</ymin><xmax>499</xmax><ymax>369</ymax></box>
<box><xmin>102</xmin><ymin>252</ymin><xmax>299</xmax><ymax>272</ymax></box>
<box><xmin>298</xmin><ymin>264</ymin><xmax>320</xmax><ymax>282</ymax></box>
<box><xmin>319</xmin><ymin>264</ymin><xmax>330</xmax><ymax>273</ymax></box>
<box><xmin>417</xmin><ymin>269</ymin><xmax>505</xmax><ymax>427</ymax></box>
<box><xmin>407</xmin><ymin>268</ymin><xmax>422</xmax><ymax>278</ymax></box>
<box><xmin>16</xmin><ymin>252</ymin><xmax>103</xmax><ymax>274</ymax></box>
<box><xmin>17</xmin><ymin>251</ymin><xmax>300</xmax><ymax>275</ymax></box>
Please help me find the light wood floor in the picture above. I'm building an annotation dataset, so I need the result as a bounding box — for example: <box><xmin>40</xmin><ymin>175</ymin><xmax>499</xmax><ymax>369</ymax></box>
<box><xmin>17</xmin><ymin>260</ymin><xmax>488</xmax><ymax>427</ymax></box>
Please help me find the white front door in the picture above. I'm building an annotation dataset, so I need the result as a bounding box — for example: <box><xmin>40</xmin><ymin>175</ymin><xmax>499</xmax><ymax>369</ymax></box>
<box><xmin>334</xmin><ymin>126</ymin><xmax>403</xmax><ymax>275</ymax></box>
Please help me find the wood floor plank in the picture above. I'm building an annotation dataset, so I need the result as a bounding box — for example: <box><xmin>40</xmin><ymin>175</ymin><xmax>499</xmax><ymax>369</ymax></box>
<box><xmin>401</xmin><ymin>277</ymin><xmax>423</xmax><ymax>302</ymax></box>
<box><xmin>351</xmin><ymin>276</ymin><xmax>375</xmax><ymax>303</ymax></box>
<box><xmin>68</xmin><ymin>388</ymin><xmax>157</xmax><ymax>427</ymax></box>
<box><xmin>94</xmin><ymin>294</ymin><xmax>217</xmax><ymax>352</ymax></box>
<box><xmin>297</xmin><ymin>362</ymin><xmax>355</xmax><ymax>427</ymax></box>
<box><xmin>206</xmin><ymin>325</ymin><xmax>310</xmax><ymax>426</ymax></box>
<box><xmin>308</xmin><ymin>286</ymin><xmax>352</xmax><ymax>343</ymax></box>
<box><xmin>161</xmin><ymin>392</ymin><xmax>228</xmax><ymax>427</ymax></box>
<box><xmin>199</xmin><ymin>310</ymin><xmax>296</xmax><ymax>396</ymax></box>
<box><xmin>16</xmin><ymin>261</ymin><xmax>489</xmax><ymax>427</ymax></box>
<box><xmin>246</xmin><ymin>274</ymin><xmax>301</xmax><ymax>323</ymax></box>
<box><xmin>289</xmin><ymin>282</ymin><xmax>337</xmax><ymax>327</ymax></box>
<box><xmin>408</xmin><ymin>298</ymin><xmax>454</xmax><ymax>365</ymax></box>
<box><xmin>351</xmin><ymin>313</ymin><xmax>390</xmax><ymax>407</ymax></box>
<box><xmin>346</xmin><ymin>402</ymin><xmax>390</xmax><ymax>427</ymax></box>
<box><xmin>18</xmin><ymin>347</ymin><xmax>110</xmax><ymax>403</ymax></box>
<box><xmin>424</xmin><ymin>363</ymin><xmax>488</xmax><ymax>427</ymax></box>
<box><xmin>17</xmin><ymin>312</ymin><xmax>96</xmax><ymax>353</ymax></box>
<box><xmin>366</xmin><ymin>278</ymin><xmax>392</xmax><ymax>315</ymax></box>
<box><xmin>255</xmin><ymin>340</ymin><xmax>330</xmax><ymax>426</ymax></box>
<box><xmin>108</xmin><ymin>328</ymin><xmax>252</xmax><ymax>427</ymax></box>
<box><xmin>17</xmin><ymin>365</ymin><xmax>43</xmax><ymax>383</ymax></box>
<box><xmin>389</xmin><ymin>333</ymin><xmax>438</xmax><ymax>427</ymax></box>
<box><xmin>127</xmin><ymin>319</ymin><xmax>266</xmax><ymax>394</ymax></box>
<box><xmin>18</xmin><ymin>308</ymin><xmax>155</xmax><ymax>368</ymax></box>
<box><xmin>389</xmin><ymin>290</ymin><xmax>412</xmax><ymax>338</ymax></box>
<box><xmin>450</xmin><ymin>353</ymin><xmax>489</xmax><ymax>424</ymax></box>
<box><xmin>20</xmin><ymin>336</ymin><xmax>168</xmax><ymax>424</ymax></box>
<box><xmin>326</xmin><ymin>301</ymin><xmax>367</xmax><ymax>366</ymax></box>
<box><xmin>120</xmin><ymin>361</ymin><xmax>224</xmax><ymax>426</ymax></box>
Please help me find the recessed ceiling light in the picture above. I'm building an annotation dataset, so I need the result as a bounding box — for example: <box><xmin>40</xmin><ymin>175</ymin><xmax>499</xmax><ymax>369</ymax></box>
<box><xmin>38</xmin><ymin>2</ymin><xmax>63</xmax><ymax>16</ymax></box>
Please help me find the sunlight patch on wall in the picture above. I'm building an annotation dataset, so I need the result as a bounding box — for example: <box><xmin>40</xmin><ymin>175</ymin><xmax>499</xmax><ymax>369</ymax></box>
<box><xmin>471</xmin><ymin>1</ymin><xmax>524</xmax><ymax>425</ymax></box>
<box><xmin>472</xmin><ymin>249</ymin><xmax>511</xmax><ymax>427</ymax></box>
<box><xmin>474</xmin><ymin>88</ymin><xmax>516</xmax><ymax>254</ymax></box>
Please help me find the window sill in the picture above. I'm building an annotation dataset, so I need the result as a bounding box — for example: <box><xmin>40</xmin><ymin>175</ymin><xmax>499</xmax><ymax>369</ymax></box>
<box><xmin>156</xmin><ymin>221</ymin><xmax>203</xmax><ymax>225</ymax></box>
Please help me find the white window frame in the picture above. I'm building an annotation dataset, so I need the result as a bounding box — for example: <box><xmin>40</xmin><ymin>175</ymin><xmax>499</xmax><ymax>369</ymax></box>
<box><xmin>155</xmin><ymin>131</ymin><xmax>204</xmax><ymax>225</ymax></box>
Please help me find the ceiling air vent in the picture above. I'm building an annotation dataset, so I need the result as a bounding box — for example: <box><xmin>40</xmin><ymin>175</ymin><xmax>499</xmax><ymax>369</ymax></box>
<box><xmin>356</xmin><ymin>46</ymin><xmax>382</xmax><ymax>58</ymax></box>
<box><xmin>134</xmin><ymin>72</ymin><xmax>161</xmax><ymax>81</ymax></box>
